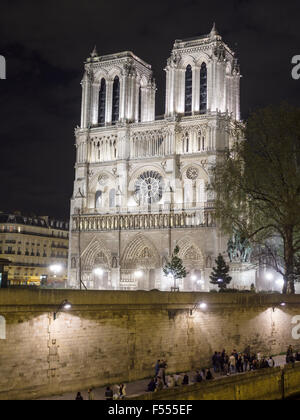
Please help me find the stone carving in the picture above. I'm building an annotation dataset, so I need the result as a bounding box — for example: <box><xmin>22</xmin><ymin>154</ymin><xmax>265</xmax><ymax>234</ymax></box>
<box><xmin>98</xmin><ymin>174</ymin><xmax>109</xmax><ymax>186</ymax></box>
<box><xmin>186</xmin><ymin>167</ymin><xmax>199</xmax><ymax>180</ymax></box>
<box><xmin>227</xmin><ymin>231</ymin><xmax>252</xmax><ymax>263</ymax></box>
<box><xmin>213</xmin><ymin>44</ymin><xmax>226</xmax><ymax>62</ymax></box>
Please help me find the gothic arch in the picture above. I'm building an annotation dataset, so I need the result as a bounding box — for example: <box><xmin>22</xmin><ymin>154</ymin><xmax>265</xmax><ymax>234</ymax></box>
<box><xmin>81</xmin><ymin>238</ymin><xmax>112</xmax><ymax>271</ymax></box>
<box><xmin>94</xmin><ymin>69</ymin><xmax>109</xmax><ymax>83</ymax></box>
<box><xmin>89</xmin><ymin>170</ymin><xmax>116</xmax><ymax>193</ymax></box>
<box><xmin>121</xmin><ymin>234</ymin><xmax>160</xmax><ymax>269</ymax></box>
<box><xmin>180</xmin><ymin>55</ymin><xmax>196</xmax><ymax>69</ymax></box>
<box><xmin>176</xmin><ymin>237</ymin><xmax>205</xmax><ymax>268</ymax></box>
<box><xmin>195</xmin><ymin>53</ymin><xmax>210</xmax><ymax>67</ymax></box>
<box><xmin>107</xmin><ymin>66</ymin><xmax>123</xmax><ymax>80</ymax></box>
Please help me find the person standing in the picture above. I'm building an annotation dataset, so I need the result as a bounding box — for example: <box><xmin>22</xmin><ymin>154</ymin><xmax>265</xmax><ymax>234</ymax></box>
<box><xmin>182</xmin><ymin>374</ymin><xmax>189</xmax><ymax>385</ymax></box>
<box><xmin>147</xmin><ymin>378</ymin><xmax>156</xmax><ymax>392</ymax></box>
<box><xmin>88</xmin><ymin>388</ymin><xmax>95</xmax><ymax>400</ymax></box>
<box><xmin>155</xmin><ymin>360</ymin><xmax>160</xmax><ymax>377</ymax></box>
<box><xmin>229</xmin><ymin>353</ymin><xmax>236</xmax><ymax>374</ymax></box>
<box><xmin>105</xmin><ymin>386</ymin><xmax>113</xmax><ymax>400</ymax></box>
<box><xmin>119</xmin><ymin>383</ymin><xmax>126</xmax><ymax>399</ymax></box>
<box><xmin>75</xmin><ymin>392</ymin><xmax>83</xmax><ymax>400</ymax></box>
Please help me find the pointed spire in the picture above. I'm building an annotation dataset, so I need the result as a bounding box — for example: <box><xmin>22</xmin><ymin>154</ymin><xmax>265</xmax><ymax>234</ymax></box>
<box><xmin>210</xmin><ymin>22</ymin><xmax>219</xmax><ymax>37</ymax></box>
<box><xmin>90</xmin><ymin>45</ymin><xmax>98</xmax><ymax>58</ymax></box>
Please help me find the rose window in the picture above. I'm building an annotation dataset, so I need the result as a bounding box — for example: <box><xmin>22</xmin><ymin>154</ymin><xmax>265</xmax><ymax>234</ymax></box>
<box><xmin>134</xmin><ymin>171</ymin><xmax>163</xmax><ymax>205</ymax></box>
<box><xmin>186</xmin><ymin>167</ymin><xmax>199</xmax><ymax>180</ymax></box>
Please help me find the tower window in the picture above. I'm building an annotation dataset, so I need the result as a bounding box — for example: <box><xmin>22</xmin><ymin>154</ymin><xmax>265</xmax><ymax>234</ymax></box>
<box><xmin>138</xmin><ymin>86</ymin><xmax>142</xmax><ymax>122</ymax></box>
<box><xmin>200</xmin><ymin>62</ymin><xmax>207</xmax><ymax>114</ymax></box>
<box><xmin>98</xmin><ymin>78</ymin><xmax>106</xmax><ymax>126</ymax></box>
<box><xmin>185</xmin><ymin>65</ymin><xmax>192</xmax><ymax>115</ymax></box>
<box><xmin>112</xmin><ymin>76</ymin><xmax>120</xmax><ymax>125</ymax></box>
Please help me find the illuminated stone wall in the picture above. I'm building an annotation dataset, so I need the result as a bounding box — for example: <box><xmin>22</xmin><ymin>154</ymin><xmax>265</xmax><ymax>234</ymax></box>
<box><xmin>0</xmin><ymin>289</ymin><xmax>300</xmax><ymax>400</ymax></box>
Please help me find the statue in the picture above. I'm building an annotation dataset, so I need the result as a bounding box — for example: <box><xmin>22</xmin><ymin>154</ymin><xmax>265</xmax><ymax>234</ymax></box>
<box><xmin>227</xmin><ymin>230</ymin><xmax>252</xmax><ymax>263</ymax></box>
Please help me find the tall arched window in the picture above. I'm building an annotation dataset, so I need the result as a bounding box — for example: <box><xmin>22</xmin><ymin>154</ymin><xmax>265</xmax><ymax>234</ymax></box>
<box><xmin>98</xmin><ymin>78</ymin><xmax>106</xmax><ymax>125</ymax></box>
<box><xmin>112</xmin><ymin>76</ymin><xmax>120</xmax><ymax>125</ymax></box>
<box><xmin>138</xmin><ymin>86</ymin><xmax>142</xmax><ymax>122</ymax></box>
<box><xmin>185</xmin><ymin>65</ymin><xmax>192</xmax><ymax>115</ymax></box>
<box><xmin>95</xmin><ymin>191</ymin><xmax>102</xmax><ymax>209</ymax></box>
<box><xmin>200</xmin><ymin>63</ymin><xmax>207</xmax><ymax>114</ymax></box>
<box><xmin>109</xmin><ymin>189</ymin><xmax>116</xmax><ymax>208</ymax></box>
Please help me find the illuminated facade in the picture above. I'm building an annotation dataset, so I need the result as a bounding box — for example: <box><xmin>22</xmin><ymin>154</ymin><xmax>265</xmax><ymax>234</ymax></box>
<box><xmin>0</xmin><ymin>213</ymin><xmax>69</xmax><ymax>286</ymax></box>
<box><xmin>68</xmin><ymin>25</ymin><xmax>243</xmax><ymax>291</ymax></box>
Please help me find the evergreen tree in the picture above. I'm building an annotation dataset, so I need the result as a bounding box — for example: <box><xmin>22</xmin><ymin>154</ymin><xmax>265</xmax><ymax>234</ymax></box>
<box><xmin>210</xmin><ymin>254</ymin><xmax>232</xmax><ymax>290</ymax></box>
<box><xmin>163</xmin><ymin>246</ymin><xmax>187</xmax><ymax>291</ymax></box>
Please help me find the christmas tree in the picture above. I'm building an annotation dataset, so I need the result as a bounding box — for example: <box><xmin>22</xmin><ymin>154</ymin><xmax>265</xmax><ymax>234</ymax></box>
<box><xmin>210</xmin><ymin>254</ymin><xmax>232</xmax><ymax>290</ymax></box>
<box><xmin>163</xmin><ymin>246</ymin><xmax>187</xmax><ymax>291</ymax></box>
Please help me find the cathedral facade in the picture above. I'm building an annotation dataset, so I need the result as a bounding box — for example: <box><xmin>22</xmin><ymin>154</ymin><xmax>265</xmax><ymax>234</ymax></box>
<box><xmin>67</xmin><ymin>25</ymin><xmax>241</xmax><ymax>291</ymax></box>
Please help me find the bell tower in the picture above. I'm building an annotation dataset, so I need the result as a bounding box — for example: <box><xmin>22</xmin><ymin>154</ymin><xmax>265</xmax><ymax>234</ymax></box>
<box><xmin>165</xmin><ymin>24</ymin><xmax>240</xmax><ymax>120</ymax></box>
<box><xmin>80</xmin><ymin>48</ymin><xmax>156</xmax><ymax>129</ymax></box>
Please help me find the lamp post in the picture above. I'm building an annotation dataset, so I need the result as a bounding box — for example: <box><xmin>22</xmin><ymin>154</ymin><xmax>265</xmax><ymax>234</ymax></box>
<box><xmin>53</xmin><ymin>300</ymin><xmax>72</xmax><ymax>320</ymax></box>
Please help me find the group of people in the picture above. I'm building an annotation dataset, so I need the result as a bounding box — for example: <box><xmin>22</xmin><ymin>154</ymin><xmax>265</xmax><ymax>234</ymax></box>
<box><xmin>75</xmin><ymin>346</ymin><xmax>300</xmax><ymax>399</ymax></box>
<box><xmin>211</xmin><ymin>349</ymin><xmax>276</xmax><ymax>375</ymax></box>
<box><xmin>146</xmin><ymin>359</ymin><xmax>214</xmax><ymax>393</ymax></box>
<box><xmin>105</xmin><ymin>383</ymin><xmax>126</xmax><ymax>400</ymax></box>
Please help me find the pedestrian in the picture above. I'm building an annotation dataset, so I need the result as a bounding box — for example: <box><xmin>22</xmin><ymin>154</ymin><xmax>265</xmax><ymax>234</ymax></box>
<box><xmin>113</xmin><ymin>385</ymin><xmax>120</xmax><ymax>400</ymax></box>
<box><xmin>243</xmin><ymin>354</ymin><xmax>249</xmax><ymax>372</ymax></box>
<box><xmin>105</xmin><ymin>386</ymin><xmax>113</xmax><ymax>400</ymax></box>
<box><xmin>158</xmin><ymin>360</ymin><xmax>167</xmax><ymax>386</ymax></box>
<box><xmin>147</xmin><ymin>378</ymin><xmax>156</xmax><ymax>392</ymax></box>
<box><xmin>236</xmin><ymin>355</ymin><xmax>243</xmax><ymax>373</ymax></box>
<box><xmin>155</xmin><ymin>359</ymin><xmax>160</xmax><ymax>377</ymax></box>
<box><xmin>206</xmin><ymin>369</ymin><xmax>213</xmax><ymax>380</ymax></box>
<box><xmin>88</xmin><ymin>388</ymin><xmax>95</xmax><ymax>400</ymax></box>
<box><xmin>174</xmin><ymin>373</ymin><xmax>181</xmax><ymax>386</ymax></box>
<box><xmin>286</xmin><ymin>345</ymin><xmax>294</xmax><ymax>363</ymax></box>
<box><xmin>194</xmin><ymin>370</ymin><xmax>203</xmax><ymax>383</ymax></box>
<box><xmin>212</xmin><ymin>352</ymin><xmax>218</xmax><ymax>373</ymax></box>
<box><xmin>155</xmin><ymin>376</ymin><xmax>164</xmax><ymax>391</ymax></box>
<box><xmin>167</xmin><ymin>375</ymin><xmax>175</xmax><ymax>388</ymax></box>
<box><xmin>182</xmin><ymin>374</ymin><xmax>189</xmax><ymax>385</ymax></box>
<box><xmin>119</xmin><ymin>383</ymin><xmax>126</xmax><ymax>399</ymax></box>
<box><xmin>229</xmin><ymin>353</ymin><xmax>236</xmax><ymax>374</ymax></box>
<box><xmin>75</xmin><ymin>392</ymin><xmax>83</xmax><ymax>400</ymax></box>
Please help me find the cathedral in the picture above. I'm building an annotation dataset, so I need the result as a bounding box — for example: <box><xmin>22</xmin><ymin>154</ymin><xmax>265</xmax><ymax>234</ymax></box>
<box><xmin>67</xmin><ymin>24</ymin><xmax>243</xmax><ymax>291</ymax></box>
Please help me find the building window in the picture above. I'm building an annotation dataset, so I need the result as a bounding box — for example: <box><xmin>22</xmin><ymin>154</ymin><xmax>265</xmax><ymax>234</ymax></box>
<box><xmin>200</xmin><ymin>62</ymin><xmax>207</xmax><ymax>114</ymax></box>
<box><xmin>98</xmin><ymin>78</ymin><xmax>106</xmax><ymax>125</ymax></box>
<box><xmin>182</xmin><ymin>132</ymin><xmax>189</xmax><ymax>154</ymax></box>
<box><xmin>95</xmin><ymin>190</ymin><xmax>102</xmax><ymax>209</ymax></box>
<box><xmin>109</xmin><ymin>189</ymin><xmax>116</xmax><ymax>208</ymax></box>
<box><xmin>112</xmin><ymin>76</ymin><xmax>120</xmax><ymax>125</ymax></box>
<box><xmin>185</xmin><ymin>65</ymin><xmax>192</xmax><ymax>115</ymax></box>
<box><xmin>138</xmin><ymin>86</ymin><xmax>142</xmax><ymax>122</ymax></box>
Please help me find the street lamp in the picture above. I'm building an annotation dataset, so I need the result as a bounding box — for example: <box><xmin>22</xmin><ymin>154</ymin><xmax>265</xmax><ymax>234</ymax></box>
<box><xmin>190</xmin><ymin>301</ymin><xmax>207</xmax><ymax>315</ymax></box>
<box><xmin>53</xmin><ymin>300</ymin><xmax>72</xmax><ymax>320</ymax></box>
<box><xmin>49</xmin><ymin>264</ymin><xmax>63</xmax><ymax>278</ymax></box>
<box><xmin>93</xmin><ymin>267</ymin><xmax>104</xmax><ymax>276</ymax></box>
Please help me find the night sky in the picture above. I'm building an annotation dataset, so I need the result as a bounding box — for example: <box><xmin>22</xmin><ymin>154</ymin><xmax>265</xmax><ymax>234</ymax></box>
<box><xmin>0</xmin><ymin>0</ymin><xmax>299</xmax><ymax>220</ymax></box>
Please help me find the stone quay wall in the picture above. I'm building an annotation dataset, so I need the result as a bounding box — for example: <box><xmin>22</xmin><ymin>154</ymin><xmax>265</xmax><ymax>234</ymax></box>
<box><xmin>131</xmin><ymin>363</ymin><xmax>300</xmax><ymax>400</ymax></box>
<box><xmin>0</xmin><ymin>289</ymin><xmax>300</xmax><ymax>400</ymax></box>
